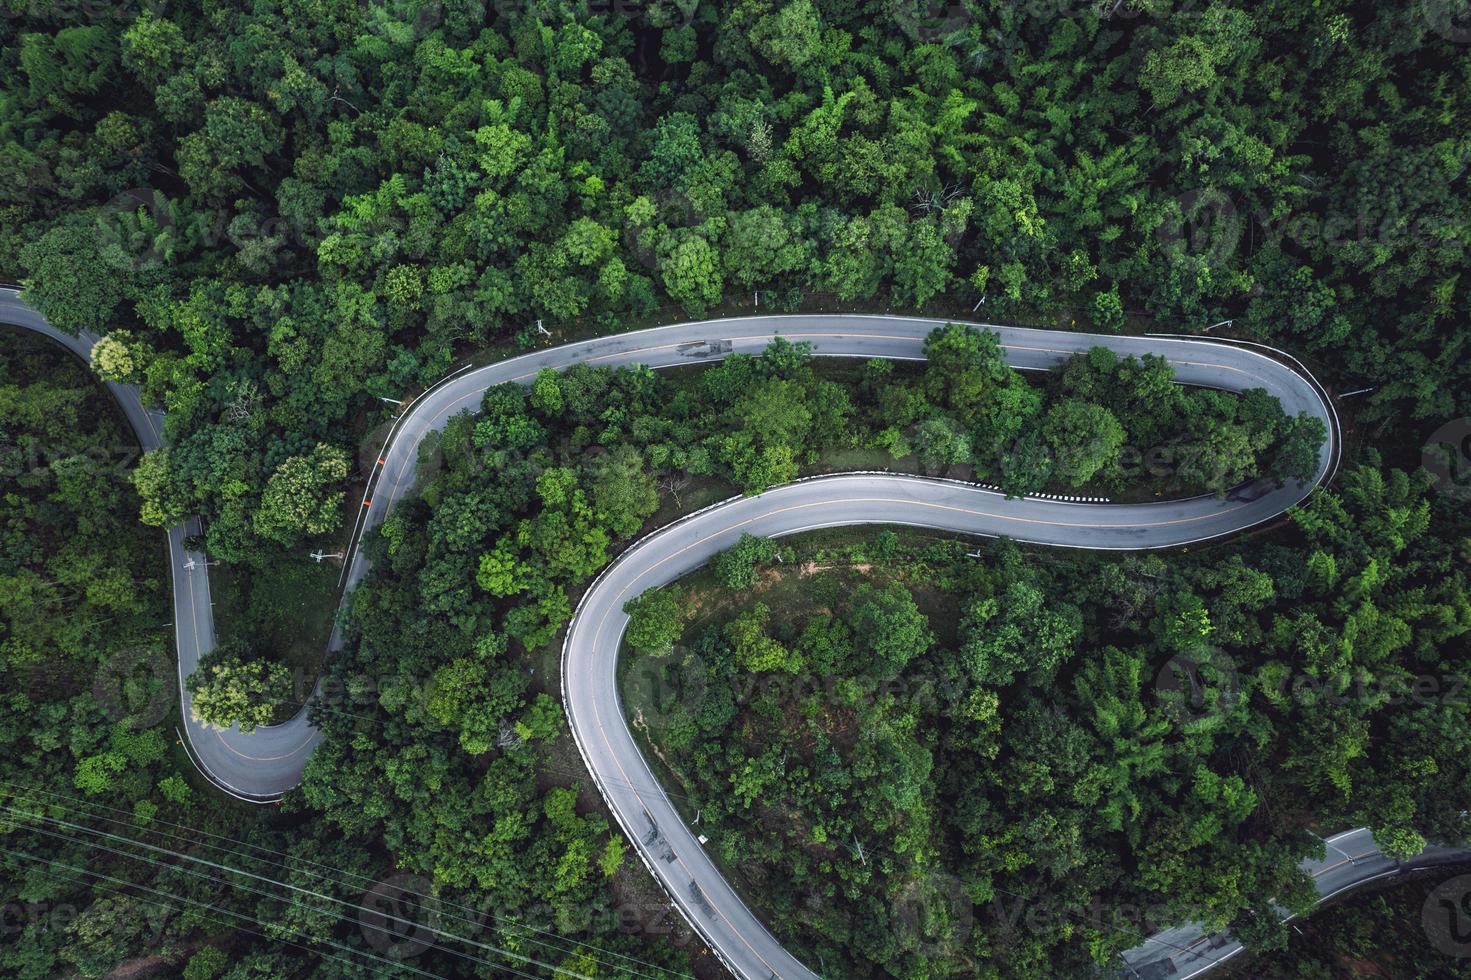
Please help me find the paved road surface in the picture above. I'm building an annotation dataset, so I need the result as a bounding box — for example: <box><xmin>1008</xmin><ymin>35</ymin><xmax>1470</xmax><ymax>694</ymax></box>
<box><xmin>1120</xmin><ymin>828</ymin><xmax>1471</xmax><ymax>978</ymax></box>
<box><xmin>12</xmin><ymin>288</ymin><xmax>1459</xmax><ymax>979</ymax></box>
<box><xmin>1</xmin><ymin>289</ymin><xmax>322</xmax><ymax>800</ymax></box>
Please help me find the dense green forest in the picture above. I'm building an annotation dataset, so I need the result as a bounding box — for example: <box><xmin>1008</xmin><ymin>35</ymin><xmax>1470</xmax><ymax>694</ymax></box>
<box><xmin>0</xmin><ymin>334</ymin><xmax>291</xmax><ymax>979</ymax></box>
<box><xmin>205</xmin><ymin>328</ymin><xmax>1313</xmax><ymax>753</ymax></box>
<box><xmin>0</xmin><ymin>327</ymin><xmax>696</xmax><ymax>980</ymax></box>
<box><xmin>3</xmin><ymin>0</ymin><xmax>1467</xmax><ymax>570</ymax></box>
<box><xmin>623</xmin><ymin>460</ymin><xmax>1471</xmax><ymax>976</ymax></box>
<box><xmin>3</xmin><ymin>0</ymin><xmax>1471</xmax><ymax>977</ymax></box>
<box><xmin>1223</xmin><ymin>866</ymin><xmax>1471</xmax><ymax>978</ymax></box>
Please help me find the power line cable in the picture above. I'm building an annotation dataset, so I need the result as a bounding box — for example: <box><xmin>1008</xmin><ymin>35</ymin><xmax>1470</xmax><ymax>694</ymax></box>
<box><xmin>1</xmin><ymin>803</ymin><xmax>579</xmax><ymax>980</ymax></box>
<box><xmin>0</xmin><ymin>844</ymin><xmax>454</xmax><ymax>980</ymax></box>
<box><xmin>0</xmin><ymin>778</ymin><xmax>685</xmax><ymax>980</ymax></box>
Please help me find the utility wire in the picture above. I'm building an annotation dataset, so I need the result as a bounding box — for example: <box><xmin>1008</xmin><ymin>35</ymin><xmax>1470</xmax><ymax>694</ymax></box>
<box><xmin>0</xmin><ymin>779</ymin><xmax>685</xmax><ymax>980</ymax></box>
<box><xmin>1</xmin><ymin>803</ymin><xmax>580</xmax><ymax>980</ymax></box>
<box><xmin>0</xmin><ymin>844</ymin><xmax>454</xmax><ymax>980</ymax></box>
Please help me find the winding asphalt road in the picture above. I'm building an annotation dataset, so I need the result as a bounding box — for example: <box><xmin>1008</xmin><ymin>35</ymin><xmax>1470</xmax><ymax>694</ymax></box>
<box><xmin>1</xmin><ymin>288</ymin><xmax>323</xmax><ymax>800</ymax></box>
<box><xmin>8</xmin><ymin>287</ymin><xmax>1462</xmax><ymax>979</ymax></box>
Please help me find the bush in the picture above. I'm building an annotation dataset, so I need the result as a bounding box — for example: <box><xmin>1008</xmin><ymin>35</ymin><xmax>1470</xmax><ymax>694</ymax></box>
<box><xmin>711</xmin><ymin>534</ymin><xmax>778</xmax><ymax>590</ymax></box>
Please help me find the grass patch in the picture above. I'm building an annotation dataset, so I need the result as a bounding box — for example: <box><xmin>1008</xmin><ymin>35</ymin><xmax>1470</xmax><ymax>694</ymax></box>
<box><xmin>616</xmin><ymin>645</ymin><xmax>796</xmax><ymax>957</ymax></box>
<box><xmin>668</xmin><ymin>525</ymin><xmax>967</xmax><ymax>657</ymax></box>
<box><xmin>645</xmin><ymin>474</ymin><xmax>738</xmax><ymax>529</ymax></box>
<box><xmin>210</xmin><ymin>554</ymin><xmax>342</xmax><ymax>712</ymax></box>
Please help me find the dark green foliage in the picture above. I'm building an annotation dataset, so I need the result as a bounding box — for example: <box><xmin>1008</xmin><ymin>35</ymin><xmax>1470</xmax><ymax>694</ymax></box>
<box><xmin>635</xmin><ymin>461</ymin><xmax>1471</xmax><ymax>976</ymax></box>
<box><xmin>0</xmin><ymin>0</ymin><xmax>1459</xmax><ymax>573</ymax></box>
<box><xmin>624</xmin><ymin>585</ymin><xmax>685</xmax><ymax>656</ymax></box>
<box><xmin>3</xmin><ymin>2</ymin><xmax>1470</xmax><ymax>975</ymax></box>
<box><xmin>0</xmin><ymin>334</ymin><xmax>691</xmax><ymax>980</ymax></box>
<box><xmin>0</xmin><ymin>335</ymin><xmax>291</xmax><ymax>979</ymax></box>
<box><xmin>0</xmin><ymin>331</ymin><xmax>161</xmax><ymax>668</ymax></box>
<box><xmin>712</xmin><ymin>533</ymin><xmax>780</xmax><ymax>589</ymax></box>
<box><xmin>1224</xmin><ymin>866</ymin><xmax>1471</xmax><ymax>979</ymax></box>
